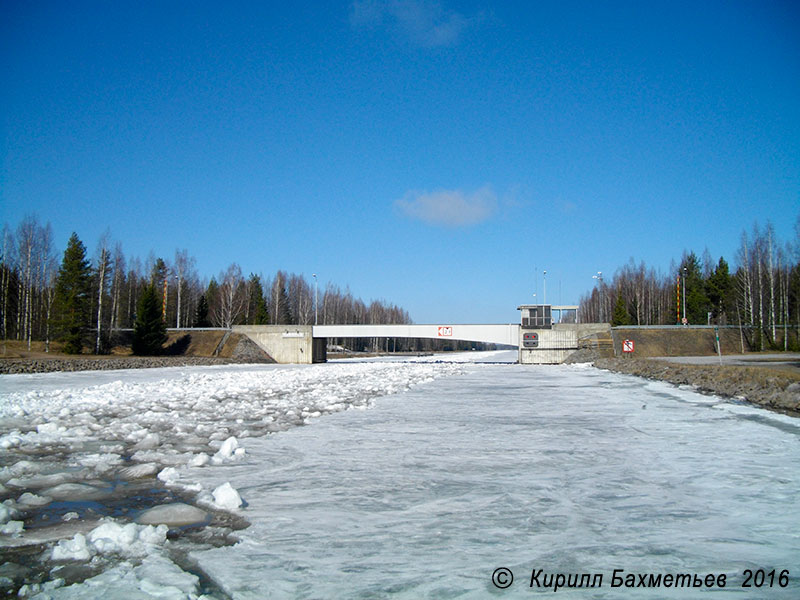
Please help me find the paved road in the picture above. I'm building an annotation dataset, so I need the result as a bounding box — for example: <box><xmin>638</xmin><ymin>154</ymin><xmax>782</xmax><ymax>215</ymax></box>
<box><xmin>654</xmin><ymin>353</ymin><xmax>800</xmax><ymax>373</ymax></box>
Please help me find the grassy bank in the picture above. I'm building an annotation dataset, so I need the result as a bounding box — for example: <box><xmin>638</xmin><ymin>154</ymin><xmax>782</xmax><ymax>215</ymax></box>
<box><xmin>0</xmin><ymin>332</ymin><xmax>274</xmax><ymax>374</ymax></box>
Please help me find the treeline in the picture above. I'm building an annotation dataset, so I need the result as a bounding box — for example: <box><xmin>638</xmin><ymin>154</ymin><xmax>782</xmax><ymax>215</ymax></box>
<box><xmin>1</xmin><ymin>215</ymin><xmax>443</xmax><ymax>354</ymax></box>
<box><xmin>579</xmin><ymin>218</ymin><xmax>800</xmax><ymax>351</ymax></box>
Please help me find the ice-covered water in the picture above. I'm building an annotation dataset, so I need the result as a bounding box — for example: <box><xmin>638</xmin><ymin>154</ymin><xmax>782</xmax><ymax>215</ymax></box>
<box><xmin>179</xmin><ymin>361</ymin><xmax>800</xmax><ymax>599</ymax></box>
<box><xmin>2</xmin><ymin>353</ymin><xmax>799</xmax><ymax>598</ymax></box>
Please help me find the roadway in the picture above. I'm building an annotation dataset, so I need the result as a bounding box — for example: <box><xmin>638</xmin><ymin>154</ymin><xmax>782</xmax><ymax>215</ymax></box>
<box><xmin>654</xmin><ymin>353</ymin><xmax>800</xmax><ymax>374</ymax></box>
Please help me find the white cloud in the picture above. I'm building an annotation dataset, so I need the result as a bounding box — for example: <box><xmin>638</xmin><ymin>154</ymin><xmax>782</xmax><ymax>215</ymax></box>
<box><xmin>350</xmin><ymin>0</ymin><xmax>478</xmax><ymax>47</ymax></box>
<box><xmin>395</xmin><ymin>186</ymin><xmax>497</xmax><ymax>227</ymax></box>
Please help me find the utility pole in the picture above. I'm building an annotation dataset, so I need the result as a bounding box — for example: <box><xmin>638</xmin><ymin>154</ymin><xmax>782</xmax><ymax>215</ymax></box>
<box><xmin>682</xmin><ymin>267</ymin><xmax>687</xmax><ymax>325</ymax></box>
<box><xmin>543</xmin><ymin>270</ymin><xmax>547</xmax><ymax>305</ymax></box>
<box><xmin>313</xmin><ymin>273</ymin><xmax>318</xmax><ymax>326</ymax></box>
<box><xmin>175</xmin><ymin>274</ymin><xmax>181</xmax><ymax>328</ymax></box>
<box><xmin>593</xmin><ymin>271</ymin><xmax>604</xmax><ymax>322</ymax></box>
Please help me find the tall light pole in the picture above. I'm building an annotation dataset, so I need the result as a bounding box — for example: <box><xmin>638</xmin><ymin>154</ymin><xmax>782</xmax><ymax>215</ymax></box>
<box><xmin>543</xmin><ymin>270</ymin><xmax>547</xmax><ymax>306</ymax></box>
<box><xmin>593</xmin><ymin>271</ymin><xmax>604</xmax><ymax>322</ymax></box>
<box><xmin>175</xmin><ymin>274</ymin><xmax>181</xmax><ymax>328</ymax></box>
<box><xmin>682</xmin><ymin>267</ymin><xmax>687</xmax><ymax>325</ymax></box>
<box><xmin>312</xmin><ymin>273</ymin><xmax>318</xmax><ymax>326</ymax></box>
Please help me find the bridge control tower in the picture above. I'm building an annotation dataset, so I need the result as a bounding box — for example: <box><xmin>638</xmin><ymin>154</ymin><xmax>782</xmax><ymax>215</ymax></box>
<box><xmin>517</xmin><ymin>304</ymin><xmax>579</xmax><ymax>364</ymax></box>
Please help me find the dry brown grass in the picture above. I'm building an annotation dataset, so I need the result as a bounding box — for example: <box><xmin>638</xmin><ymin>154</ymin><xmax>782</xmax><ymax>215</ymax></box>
<box><xmin>1</xmin><ymin>331</ymin><xmax>237</xmax><ymax>360</ymax></box>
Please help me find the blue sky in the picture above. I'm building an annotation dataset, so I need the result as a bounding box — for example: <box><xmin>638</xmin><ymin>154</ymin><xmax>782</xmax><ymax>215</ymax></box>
<box><xmin>2</xmin><ymin>1</ymin><xmax>798</xmax><ymax>324</ymax></box>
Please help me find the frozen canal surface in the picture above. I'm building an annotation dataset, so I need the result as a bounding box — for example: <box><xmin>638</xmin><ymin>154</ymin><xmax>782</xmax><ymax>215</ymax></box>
<box><xmin>2</xmin><ymin>351</ymin><xmax>799</xmax><ymax>598</ymax></box>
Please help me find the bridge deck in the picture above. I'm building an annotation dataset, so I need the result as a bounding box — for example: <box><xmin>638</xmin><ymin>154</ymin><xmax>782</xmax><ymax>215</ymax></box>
<box><xmin>312</xmin><ymin>324</ymin><xmax>520</xmax><ymax>347</ymax></box>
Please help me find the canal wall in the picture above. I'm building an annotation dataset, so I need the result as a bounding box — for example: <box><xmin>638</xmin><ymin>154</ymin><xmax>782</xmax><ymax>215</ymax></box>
<box><xmin>519</xmin><ymin>323</ymin><xmax>611</xmax><ymax>364</ymax></box>
<box><xmin>232</xmin><ymin>325</ymin><xmax>326</xmax><ymax>364</ymax></box>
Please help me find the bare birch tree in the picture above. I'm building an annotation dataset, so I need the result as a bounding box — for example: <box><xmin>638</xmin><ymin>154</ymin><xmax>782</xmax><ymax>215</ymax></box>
<box><xmin>173</xmin><ymin>249</ymin><xmax>196</xmax><ymax>328</ymax></box>
<box><xmin>94</xmin><ymin>232</ymin><xmax>112</xmax><ymax>353</ymax></box>
<box><xmin>214</xmin><ymin>263</ymin><xmax>246</xmax><ymax>328</ymax></box>
<box><xmin>1</xmin><ymin>225</ymin><xmax>14</xmax><ymax>342</ymax></box>
<box><xmin>109</xmin><ymin>243</ymin><xmax>125</xmax><ymax>330</ymax></box>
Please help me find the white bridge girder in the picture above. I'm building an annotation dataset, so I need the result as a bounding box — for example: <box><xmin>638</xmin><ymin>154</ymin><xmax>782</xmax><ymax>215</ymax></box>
<box><xmin>312</xmin><ymin>324</ymin><xmax>520</xmax><ymax>347</ymax></box>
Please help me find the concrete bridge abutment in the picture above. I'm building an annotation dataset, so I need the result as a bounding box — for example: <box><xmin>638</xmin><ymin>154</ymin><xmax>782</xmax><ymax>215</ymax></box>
<box><xmin>232</xmin><ymin>325</ymin><xmax>326</xmax><ymax>364</ymax></box>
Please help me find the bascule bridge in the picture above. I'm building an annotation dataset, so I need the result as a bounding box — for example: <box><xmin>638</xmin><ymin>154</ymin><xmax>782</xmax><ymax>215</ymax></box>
<box><xmin>233</xmin><ymin>304</ymin><xmax>607</xmax><ymax>364</ymax></box>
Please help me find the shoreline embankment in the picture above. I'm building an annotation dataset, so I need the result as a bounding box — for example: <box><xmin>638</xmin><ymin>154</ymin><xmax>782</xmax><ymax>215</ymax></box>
<box><xmin>0</xmin><ymin>355</ymin><xmax>271</xmax><ymax>374</ymax></box>
<box><xmin>594</xmin><ymin>358</ymin><xmax>800</xmax><ymax>415</ymax></box>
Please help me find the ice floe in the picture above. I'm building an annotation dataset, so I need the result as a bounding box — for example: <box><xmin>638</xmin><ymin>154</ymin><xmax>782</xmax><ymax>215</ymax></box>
<box><xmin>0</xmin><ymin>359</ymin><xmax>467</xmax><ymax>596</ymax></box>
<box><xmin>135</xmin><ymin>503</ymin><xmax>208</xmax><ymax>528</ymax></box>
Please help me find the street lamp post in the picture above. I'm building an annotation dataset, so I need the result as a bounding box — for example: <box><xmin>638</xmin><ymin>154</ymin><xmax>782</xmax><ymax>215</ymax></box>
<box><xmin>593</xmin><ymin>271</ymin><xmax>604</xmax><ymax>322</ymax></box>
<box><xmin>312</xmin><ymin>273</ymin><xmax>318</xmax><ymax>326</ymax></box>
<box><xmin>543</xmin><ymin>270</ymin><xmax>547</xmax><ymax>306</ymax></box>
<box><xmin>175</xmin><ymin>274</ymin><xmax>181</xmax><ymax>328</ymax></box>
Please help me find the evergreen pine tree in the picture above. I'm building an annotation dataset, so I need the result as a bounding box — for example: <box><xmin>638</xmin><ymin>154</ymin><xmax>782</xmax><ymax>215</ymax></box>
<box><xmin>706</xmin><ymin>257</ymin><xmax>733</xmax><ymax>323</ymax></box>
<box><xmin>611</xmin><ymin>293</ymin><xmax>632</xmax><ymax>326</ymax></box>
<box><xmin>150</xmin><ymin>257</ymin><xmax>168</xmax><ymax>286</ymax></box>
<box><xmin>194</xmin><ymin>294</ymin><xmax>211</xmax><ymax>327</ymax></box>
<box><xmin>681</xmin><ymin>252</ymin><xmax>712</xmax><ymax>324</ymax></box>
<box><xmin>247</xmin><ymin>273</ymin><xmax>264</xmax><ymax>324</ymax></box>
<box><xmin>52</xmin><ymin>233</ymin><xmax>92</xmax><ymax>354</ymax></box>
<box><xmin>132</xmin><ymin>284</ymin><xmax>167</xmax><ymax>355</ymax></box>
<box><xmin>205</xmin><ymin>278</ymin><xmax>219</xmax><ymax>325</ymax></box>
<box><xmin>255</xmin><ymin>293</ymin><xmax>269</xmax><ymax>324</ymax></box>
<box><xmin>272</xmin><ymin>272</ymin><xmax>292</xmax><ymax>324</ymax></box>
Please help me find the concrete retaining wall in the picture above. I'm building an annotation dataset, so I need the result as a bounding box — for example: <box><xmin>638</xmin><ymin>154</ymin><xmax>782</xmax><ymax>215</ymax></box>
<box><xmin>233</xmin><ymin>325</ymin><xmax>325</xmax><ymax>364</ymax></box>
<box><xmin>518</xmin><ymin>323</ymin><xmax>612</xmax><ymax>364</ymax></box>
<box><xmin>519</xmin><ymin>328</ymin><xmax>578</xmax><ymax>364</ymax></box>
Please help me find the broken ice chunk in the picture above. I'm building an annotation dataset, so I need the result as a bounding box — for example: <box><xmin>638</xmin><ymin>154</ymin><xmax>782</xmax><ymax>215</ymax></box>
<box><xmin>212</xmin><ymin>482</ymin><xmax>242</xmax><ymax>510</ymax></box>
<box><xmin>136</xmin><ymin>503</ymin><xmax>209</xmax><ymax>528</ymax></box>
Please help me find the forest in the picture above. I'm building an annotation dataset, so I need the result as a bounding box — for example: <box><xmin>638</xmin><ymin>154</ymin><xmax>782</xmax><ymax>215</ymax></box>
<box><xmin>578</xmin><ymin>217</ymin><xmax>800</xmax><ymax>351</ymax></box>
<box><xmin>0</xmin><ymin>215</ymin><xmax>446</xmax><ymax>354</ymax></box>
<box><xmin>3</xmin><ymin>215</ymin><xmax>799</xmax><ymax>355</ymax></box>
